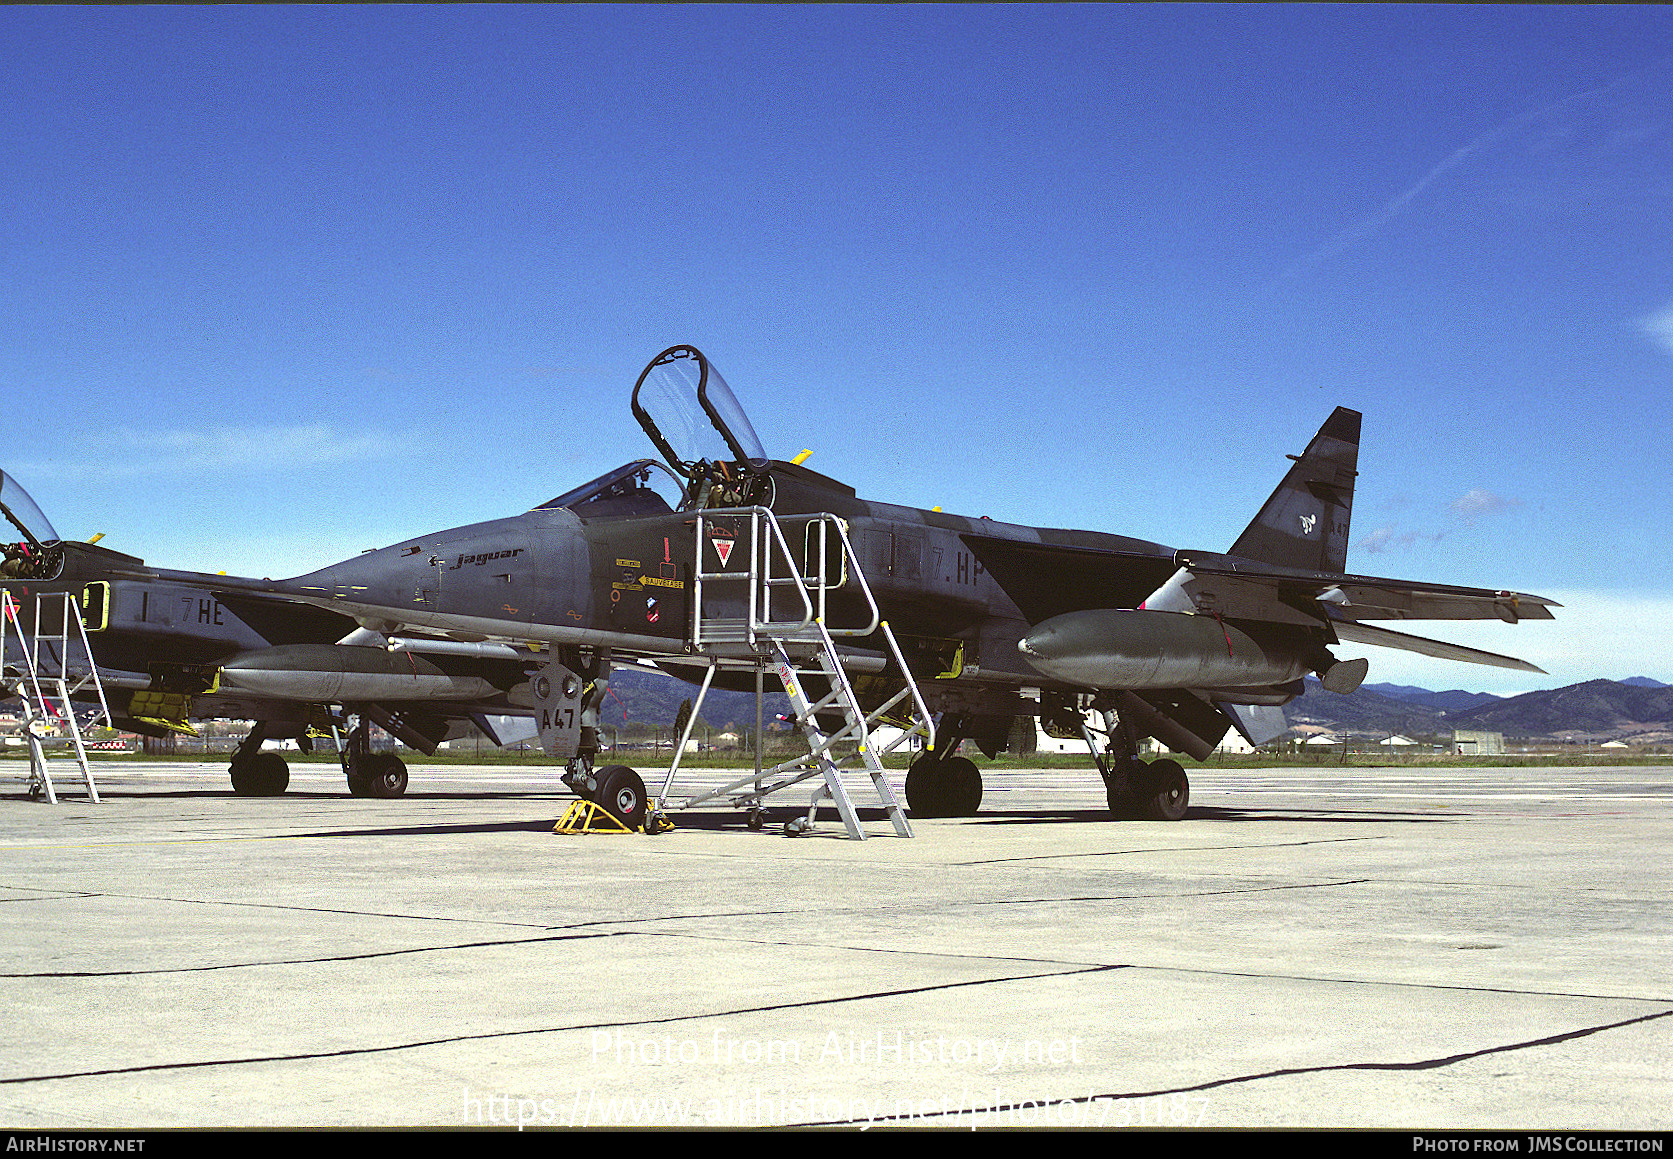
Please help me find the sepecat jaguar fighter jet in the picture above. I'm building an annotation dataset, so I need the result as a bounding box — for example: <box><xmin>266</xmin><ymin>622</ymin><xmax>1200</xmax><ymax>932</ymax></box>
<box><xmin>198</xmin><ymin>345</ymin><xmax>1555</xmax><ymax>830</ymax></box>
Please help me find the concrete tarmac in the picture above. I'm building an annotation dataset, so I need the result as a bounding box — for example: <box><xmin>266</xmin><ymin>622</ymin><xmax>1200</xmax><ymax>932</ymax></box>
<box><xmin>0</xmin><ymin>759</ymin><xmax>1669</xmax><ymax>1130</ymax></box>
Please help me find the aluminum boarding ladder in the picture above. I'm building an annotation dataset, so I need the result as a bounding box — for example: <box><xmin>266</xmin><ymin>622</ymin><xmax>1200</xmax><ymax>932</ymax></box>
<box><xmin>655</xmin><ymin>507</ymin><xmax>934</xmax><ymax>838</ymax></box>
<box><xmin>2</xmin><ymin>590</ymin><xmax>108</xmax><ymax>803</ymax></box>
<box><xmin>764</xmin><ymin>622</ymin><xmax>912</xmax><ymax>839</ymax></box>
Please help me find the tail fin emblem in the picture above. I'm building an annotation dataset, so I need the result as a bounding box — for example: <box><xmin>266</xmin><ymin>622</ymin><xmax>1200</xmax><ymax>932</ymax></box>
<box><xmin>1299</xmin><ymin>514</ymin><xmax>1317</xmax><ymax>535</ymax></box>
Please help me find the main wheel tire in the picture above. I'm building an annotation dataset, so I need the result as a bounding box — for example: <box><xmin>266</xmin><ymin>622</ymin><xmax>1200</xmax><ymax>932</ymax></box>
<box><xmin>1103</xmin><ymin>772</ymin><xmax>1136</xmax><ymax>818</ymax></box>
<box><xmin>230</xmin><ymin>751</ymin><xmax>289</xmax><ymax>796</ymax></box>
<box><xmin>594</xmin><ymin>765</ymin><xmax>646</xmax><ymax>830</ymax></box>
<box><xmin>905</xmin><ymin>754</ymin><xmax>984</xmax><ymax>818</ymax></box>
<box><xmin>364</xmin><ymin>753</ymin><xmax>409</xmax><ymax>799</ymax></box>
<box><xmin>1136</xmin><ymin>759</ymin><xmax>1189</xmax><ymax>821</ymax></box>
<box><xmin>905</xmin><ymin>754</ymin><xmax>947</xmax><ymax>817</ymax></box>
<box><xmin>941</xmin><ymin>755</ymin><xmax>983</xmax><ymax>817</ymax></box>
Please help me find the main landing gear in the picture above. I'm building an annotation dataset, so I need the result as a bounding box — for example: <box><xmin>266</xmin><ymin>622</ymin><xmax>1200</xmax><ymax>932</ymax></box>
<box><xmin>901</xmin><ymin>712</ymin><xmax>986</xmax><ymax>819</ymax></box>
<box><xmin>339</xmin><ymin>717</ymin><xmax>409</xmax><ymax>798</ymax></box>
<box><xmin>228</xmin><ymin>725</ymin><xmax>289</xmax><ymax>796</ymax></box>
<box><xmin>1069</xmin><ymin>701</ymin><xmax>1191</xmax><ymax>822</ymax></box>
<box><xmin>904</xmin><ymin>751</ymin><xmax>983</xmax><ymax>818</ymax></box>
<box><xmin>1101</xmin><ymin>755</ymin><xmax>1190</xmax><ymax>822</ymax></box>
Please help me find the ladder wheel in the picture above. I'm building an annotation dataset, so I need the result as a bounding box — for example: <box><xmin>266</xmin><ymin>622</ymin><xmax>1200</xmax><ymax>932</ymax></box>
<box><xmin>746</xmin><ymin>809</ymin><xmax>764</xmax><ymax>831</ymax></box>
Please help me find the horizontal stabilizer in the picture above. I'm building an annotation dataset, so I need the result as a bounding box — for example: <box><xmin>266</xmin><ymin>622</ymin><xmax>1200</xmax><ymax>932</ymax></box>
<box><xmin>1163</xmin><ymin>551</ymin><xmax>1560</xmax><ymax>625</ymax></box>
<box><xmin>1328</xmin><ymin>618</ymin><xmax>1547</xmax><ymax>674</ymax></box>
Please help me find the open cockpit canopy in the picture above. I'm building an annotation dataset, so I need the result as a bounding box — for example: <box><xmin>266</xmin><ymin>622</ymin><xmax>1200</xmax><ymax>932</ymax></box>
<box><xmin>631</xmin><ymin>346</ymin><xmax>770</xmax><ymax>480</ymax></box>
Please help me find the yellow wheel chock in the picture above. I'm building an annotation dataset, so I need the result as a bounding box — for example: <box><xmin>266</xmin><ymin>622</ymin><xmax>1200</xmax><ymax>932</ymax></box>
<box><xmin>552</xmin><ymin>800</ymin><xmax>676</xmax><ymax>836</ymax></box>
<box><xmin>553</xmin><ymin>799</ymin><xmax>636</xmax><ymax>835</ymax></box>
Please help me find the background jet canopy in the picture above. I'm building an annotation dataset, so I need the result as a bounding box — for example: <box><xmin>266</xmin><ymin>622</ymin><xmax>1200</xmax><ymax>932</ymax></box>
<box><xmin>0</xmin><ymin>470</ymin><xmax>61</xmax><ymax>545</ymax></box>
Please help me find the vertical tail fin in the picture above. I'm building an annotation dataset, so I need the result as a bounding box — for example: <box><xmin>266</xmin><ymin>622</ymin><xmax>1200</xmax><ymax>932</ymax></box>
<box><xmin>1229</xmin><ymin>407</ymin><xmax>1360</xmax><ymax>574</ymax></box>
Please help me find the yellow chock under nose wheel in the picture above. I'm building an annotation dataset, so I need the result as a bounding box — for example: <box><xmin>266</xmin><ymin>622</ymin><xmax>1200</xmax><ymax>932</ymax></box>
<box><xmin>553</xmin><ymin>799</ymin><xmax>636</xmax><ymax>835</ymax></box>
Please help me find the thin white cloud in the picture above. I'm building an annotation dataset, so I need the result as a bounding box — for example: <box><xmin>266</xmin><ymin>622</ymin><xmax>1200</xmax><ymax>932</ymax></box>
<box><xmin>1448</xmin><ymin>488</ymin><xmax>1522</xmax><ymax>526</ymax></box>
<box><xmin>1359</xmin><ymin>524</ymin><xmax>1447</xmax><ymax>555</ymax></box>
<box><xmin>1358</xmin><ymin>489</ymin><xmax>1521</xmax><ymax>552</ymax></box>
<box><xmin>1640</xmin><ymin>302</ymin><xmax>1673</xmax><ymax>358</ymax></box>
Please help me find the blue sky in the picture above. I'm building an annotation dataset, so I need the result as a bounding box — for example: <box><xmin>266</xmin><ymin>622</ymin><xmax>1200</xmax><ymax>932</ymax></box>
<box><xmin>2</xmin><ymin>5</ymin><xmax>1670</xmax><ymax>693</ymax></box>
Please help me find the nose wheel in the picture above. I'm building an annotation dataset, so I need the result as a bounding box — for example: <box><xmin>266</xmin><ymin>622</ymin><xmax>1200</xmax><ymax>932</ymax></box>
<box><xmin>587</xmin><ymin>764</ymin><xmax>648</xmax><ymax>830</ymax></box>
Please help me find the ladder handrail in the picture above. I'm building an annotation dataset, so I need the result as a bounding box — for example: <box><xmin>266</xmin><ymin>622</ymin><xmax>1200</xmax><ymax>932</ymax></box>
<box><xmin>5</xmin><ymin>592</ymin><xmax>58</xmax><ymax>729</ymax></box>
<box><xmin>802</xmin><ymin>515</ymin><xmax>881</xmax><ymax>638</ymax></box>
<box><xmin>873</xmin><ymin>620</ymin><xmax>938</xmax><ymax>756</ymax></box>
<box><xmin>692</xmin><ymin>506</ymin><xmax>817</xmax><ymax>649</ymax></box>
<box><xmin>46</xmin><ymin>590</ymin><xmax>112</xmax><ymax>726</ymax></box>
<box><xmin>691</xmin><ymin>506</ymin><xmax>890</xmax><ymax>646</ymax></box>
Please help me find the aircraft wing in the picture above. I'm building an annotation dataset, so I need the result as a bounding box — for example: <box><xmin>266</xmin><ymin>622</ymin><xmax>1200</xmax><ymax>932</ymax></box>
<box><xmin>1146</xmin><ymin>556</ymin><xmax>1555</xmax><ymax>671</ymax></box>
<box><xmin>959</xmin><ymin>535</ymin><xmax>1179</xmax><ymax>623</ymax></box>
<box><xmin>963</xmin><ymin>537</ymin><xmax>1558</xmax><ymax>628</ymax></box>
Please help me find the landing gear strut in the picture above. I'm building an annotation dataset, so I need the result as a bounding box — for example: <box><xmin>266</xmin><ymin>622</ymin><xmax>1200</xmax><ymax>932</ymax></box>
<box><xmin>1083</xmin><ymin>706</ymin><xmax>1190</xmax><ymax>822</ymax></box>
<box><xmin>229</xmin><ymin>726</ymin><xmax>289</xmax><ymax>796</ymax></box>
<box><xmin>338</xmin><ymin>716</ymin><xmax>408</xmax><ymax>799</ymax></box>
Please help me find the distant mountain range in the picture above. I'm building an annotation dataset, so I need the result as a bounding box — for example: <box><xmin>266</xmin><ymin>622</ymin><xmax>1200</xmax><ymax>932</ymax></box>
<box><xmin>602</xmin><ymin>664</ymin><xmax>790</xmax><ymax>736</ymax></box>
<box><xmin>1295</xmin><ymin>677</ymin><xmax>1673</xmax><ymax>742</ymax></box>
<box><xmin>609</xmin><ymin>667</ymin><xmax>1673</xmax><ymax>745</ymax></box>
<box><xmin>1361</xmin><ymin>684</ymin><xmax>1504</xmax><ymax>713</ymax></box>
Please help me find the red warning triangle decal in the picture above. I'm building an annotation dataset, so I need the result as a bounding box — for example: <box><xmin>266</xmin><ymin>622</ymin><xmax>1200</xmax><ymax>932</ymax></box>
<box><xmin>713</xmin><ymin>538</ymin><xmax>735</xmax><ymax>566</ymax></box>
